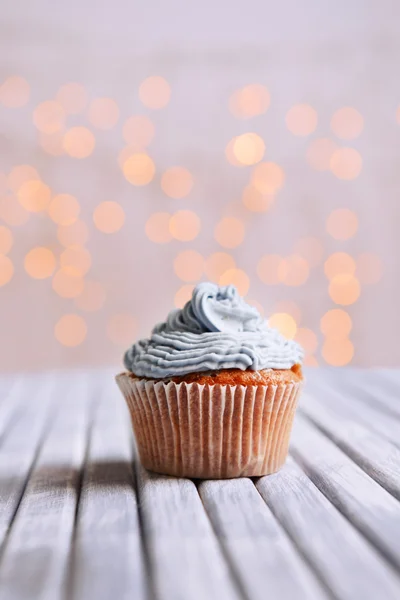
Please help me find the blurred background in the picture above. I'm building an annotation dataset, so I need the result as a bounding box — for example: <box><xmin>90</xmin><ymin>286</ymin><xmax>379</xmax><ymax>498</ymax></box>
<box><xmin>0</xmin><ymin>0</ymin><xmax>398</xmax><ymax>373</ymax></box>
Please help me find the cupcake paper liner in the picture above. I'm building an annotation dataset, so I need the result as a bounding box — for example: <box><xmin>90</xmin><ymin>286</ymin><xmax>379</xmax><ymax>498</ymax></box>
<box><xmin>116</xmin><ymin>374</ymin><xmax>301</xmax><ymax>479</ymax></box>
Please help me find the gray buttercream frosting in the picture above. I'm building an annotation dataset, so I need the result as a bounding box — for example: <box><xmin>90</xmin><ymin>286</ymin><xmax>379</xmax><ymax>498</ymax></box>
<box><xmin>124</xmin><ymin>282</ymin><xmax>303</xmax><ymax>378</ymax></box>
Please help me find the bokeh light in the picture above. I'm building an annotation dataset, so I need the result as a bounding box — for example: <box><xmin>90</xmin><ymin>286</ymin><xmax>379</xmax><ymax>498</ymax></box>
<box><xmin>205</xmin><ymin>252</ymin><xmax>236</xmax><ymax>281</ymax></box>
<box><xmin>320</xmin><ymin>309</ymin><xmax>352</xmax><ymax>339</ymax></box>
<box><xmin>330</xmin><ymin>147</ymin><xmax>362</xmax><ymax>179</ymax></box>
<box><xmin>225</xmin><ymin>138</ymin><xmax>244</xmax><ymax>167</ymax></box>
<box><xmin>306</xmin><ymin>138</ymin><xmax>337</xmax><ymax>171</ymax></box>
<box><xmin>39</xmin><ymin>130</ymin><xmax>65</xmax><ymax>156</ymax></box>
<box><xmin>74</xmin><ymin>280</ymin><xmax>106</xmax><ymax>312</ymax></box>
<box><xmin>170</xmin><ymin>210</ymin><xmax>201</xmax><ymax>241</ymax></box>
<box><xmin>251</xmin><ymin>162</ymin><xmax>284</xmax><ymax>194</ymax></box>
<box><xmin>0</xmin><ymin>226</ymin><xmax>13</xmax><ymax>254</ymax></box>
<box><xmin>174</xmin><ymin>284</ymin><xmax>194</xmax><ymax>308</ymax></box>
<box><xmin>257</xmin><ymin>254</ymin><xmax>284</xmax><ymax>285</ymax></box>
<box><xmin>17</xmin><ymin>180</ymin><xmax>51</xmax><ymax>212</ymax></box>
<box><xmin>304</xmin><ymin>355</ymin><xmax>319</xmax><ymax>367</ymax></box>
<box><xmin>295</xmin><ymin>327</ymin><xmax>318</xmax><ymax>354</ymax></box>
<box><xmin>322</xmin><ymin>338</ymin><xmax>354</xmax><ymax>366</ymax></box>
<box><xmin>331</xmin><ymin>107</ymin><xmax>364</xmax><ymax>140</ymax></box>
<box><xmin>268</xmin><ymin>313</ymin><xmax>297</xmax><ymax>339</ymax></box>
<box><xmin>0</xmin><ymin>76</ymin><xmax>30</xmax><ymax>108</ymax></box>
<box><xmin>88</xmin><ymin>97</ymin><xmax>120</xmax><ymax>129</ymax></box>
<box><xmin>242</xmin><ymin>185</ymin><xmax>274</xmax><ymax>212</ymax></box>
<box><xmin>161</xmin><ymin>167</ymin><xmax>194</xmax><ymax>199</ymax></box>
<box><xmin>93</xmin><ymin>201</ymin><xmax>125</xmax><ymax>233</ymax></box>
<box><xmin>107</xmin><ymin>314</ymin><xmax>136</xmax><ymax>346</ymax></box>
<box><xmin>56</xmin><ymin>82</ymin><xmax>88</xmax><ymax>114</ymax></box>
<box><xmin>52</xmin><ymin>267</ymin><xmax>85</xmax><ymax>298</ymax></box>
<box><xmin>123</xmin><ymin>115</ymin><xmax>155</xmax><ymax>147</ymax></box>
<box><xmin>174</xmin><ymin>250</ymin><xmax>205</xmax><ymax>282</ymax></box>
<box><xmin>229</xmin><ymin>84</ymin><xmax>270</xmax><ymax>119</ymax></box>
<box><xmin>356</xmin><ymin>253</ymin><xmax>383</xmax><ymax>284</ymax></box>
<box><xmin>273</xmin><ymin>300</ymin><xmax>302</xmax><ymax>324</ymax></box>
<box><xmin>219</xmin><ymin>268</ymin><xmax>250</xmax><ymax>296</ymax></box>
<box><xmin>8</xmin><ymin>165</ymin><xmax>40</xmax><ymax>192</ymax></box>
<box><xmin>33</xmin><ymin>101</ymin><xmax>65</xmax><ymax>134</ymax></box>
<box><xmin>326</xmin><ymin>208</ymin><xmax>358</xmax><ymax>240</ymax></box>
<box><xmin>324</xmin><ymin>252</ymin><xmax>356</xmax><ymax>280</ymax></box>
<box><xmin>0</xmin><ymin>255</ymin><xmax>14</xmax><ymax>286</ymax></box>
<box><xmin>214</xmin><ymin>217</ymin><xmax>244</xmax><ymax>248</ymax></box>
<box><xmin>145</xmin><ymin>212</ymin><xmax>172</xmax><ymax>244</ymax></box>
<box><xmin>278</xmin><ymin>255</ymin><xmax>309</xmax><ymax>286</ymax></box>
<box><xmin>55</xmin><ymin>314</ymin><xmax>87</xmax><ymax>347</ymax></box>
<box><xmin>0</xmin><ymin>195</ymin><xmax>29</xmax><ymax>226</ymax></box>
<box><xmin>48</xmin><ymin>194</ymin><xmax>80</xmax><ymax>226</ymax></box>
<box><xmin>286</xmin><ymin>104</ymin><xmax>318</xmax><ymax>136</ymax></box>
<box><xmin>63</xmin><ymin>127</ymin><xmax>95</xmax><ymax>158</ymax></box>
<box><xmin>24</xmin><ymin>247</ymin><xmax>56</xmax><ymax>279</ymax></box>
<box><xmin>122</xmin><ymin>153</ymin><xmax>155</xmax><ymax>186</ymax></box>
<box><xmin>139</xmin><ymin>76</ymin><xmax>171</xmax><ymax>110</ymax></box>
<box><xmin>57</xmin><ymin>220</ymin><xmax>89</xmax><ymax>247</ymax></box>
<box><xmin>293</xmin><ymin>236</ymin><xmax>324</xmax><ymax>268</ymax></box>
<box><xmin>232</xmin><ymin>133</ymin><xmax>265</xmax><ymax>166</ymax></box>
<box><xmin>329</xmin><ymin>274</ymin><xmax>361</xmax><ymax>305</ymax></box>
<box><xmin>60</xmin><ymin>246</ymin><xmax>92</xmax><ymax>276</ymax></box>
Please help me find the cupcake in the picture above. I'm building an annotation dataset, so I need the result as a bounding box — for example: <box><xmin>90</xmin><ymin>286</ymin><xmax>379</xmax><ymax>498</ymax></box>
<box><xmin>116</xmin><ymin>282</ymin><xmax>304</xmax><ymax>479</ymax></box>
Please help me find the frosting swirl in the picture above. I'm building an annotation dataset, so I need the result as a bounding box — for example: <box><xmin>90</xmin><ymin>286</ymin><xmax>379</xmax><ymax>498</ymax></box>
<box><xmin>124</xmin><ymin>282</ymin><xmax>303</xmax><ymax>378</ymax></box>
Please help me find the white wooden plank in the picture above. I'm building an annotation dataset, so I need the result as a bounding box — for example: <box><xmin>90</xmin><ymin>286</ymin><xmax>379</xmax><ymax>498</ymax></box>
<box><xmin>257</xmin><ymin>457</ymin><xmax>400</xmax><ymax>600</ymax></box>
<box><xmin>198</xmin><ymin>478</ymin><xmax>329</xmax><ymax>600</ymax></box>
<box><xmin>290</xmin><ymin>414</ymin><xmax>400</xmax><ymax>570</ymax></box>
<box><xmin>137</xmin><ymin>466</ymin><xmax>241</xmax><ymax>600</ymax></box>
<box><xmin>300</xmin><ymin>391</ymin><xmax>400</xmax><ymax>500</ymax></box>
<box><xmin>0</xmin><ymin>377</ymin><xmax>33</xmax><ymax>445</ymax></box>
<box><xmin>0</xmin><ymin>375</ymin><xmax>91</xmax><ymax>600</ymax></box>
<box><xmin>70</xmin><ymin>382</ymin><xmax>146</xmax><ymax>600</ymax></box>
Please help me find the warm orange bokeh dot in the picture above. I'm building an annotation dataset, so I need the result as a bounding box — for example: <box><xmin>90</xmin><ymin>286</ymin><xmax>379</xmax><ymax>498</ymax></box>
<box><xmin>88</xmin><ymin>97</ymin><xmax>120</xmax><ymax>130</ymax></box>
<box><xmin>174</xmin><ymin>284</ymin><xmax>195</xmax><ymax>309</ymax></box>
<box><xmin>330</xmin><ymin>147</ymin><xmax>362</xmax><ymax>180</ymax></box>
<box><xmin>324</xmin><ymin>252</ymin><xmax>356</xmax><ymax>280</ymax></box>
<box><xmin>286</xmin><ymin>104</ymin><xmax>318</xmax><ymax>136</ymax></box>
<box><xmin>304</xmin><ymin>355</ymin><xmax>319</xmax><ymax>367</ymax></box>
<box><xmin>123</xmin><ymin>115</ymin><xmax>155</xmax><ymax>147</ymax></box>
<box><xmin>74</xmin><ymin>280</ymin><xmax>106</xmax><ymax>312</ymax></box>
<box><xmin>57</xmin><ymin>220</ymin><xmax>89</xmax><ymax>247</ymax></box>
<box><xmin>214</xmin><ymin>217</ymin><xmax>244</xmax><ymax>249</ymax></box>
<box><xmin>39</xmin><ymin>130</ymin><xmax>65</xmax><ymax>156</ymax></box>
<box><xmin>0</xmin><ymin>255</ymin><xmax>14</xmax><ymax>286</ymax></box>
<box><xmin>232</xmin><ymin>133</ymin><xmax>265</xmax><ymax>166</ymax></box>
<box><xmin>33</xmin><ymin>101</ymin><xmax>65</xmax><ymax>134</ymax></box>
<box><xmin>52</xmin><ymin>267</ymin><xmax>84</xmax><ymax>298</ymax></box>
<box><xmin>295</xmin><ymin>328</ymin><xmax>318</xmax><ymax>355</ymax></box>
<box><xmin>326</xmin><ymin>208</ymin><xmax>358</xmax><ymax>240</ymax></box>
<box><xmin>161</xmin><ymin>167</ymin><xmax>194</xmax><ymax>199</ymax></box>
<box><xmin>145</xmin><ymin>212</ymin><xmax>172</xmax><ymax>244</ymax></box>
<box><xmin>8</xmin><ymin>165</ymin><xmax>40</xmax><ymax>192</ymax></box>
<box><xmin>18</xmin><ymin>180</ymin><xmax>51</xmax><ymax>212</ymax></box>
<box><xmin>107</xmin><ymin>314</ymin><xmax>136</xmax><ymax>346</ymax></box>
<box><xmin>257</xmin><ymin>255</ymin><xmax>284</xmax><ymax>285</ymax></box>
<box><xmin>139</xmin><ymin>76</ymin><xmax>171</xmax><ymax>110</ymax></box>
<box><xmin>60</xmin><ymin>246</ymin><xmax>92</xmax><ymax>276</ymax></box>
<box><xmin>306</xmin><ymin>138</ymin><xmax>337</xmax><ymax>171</ymax></box>
<box><xmin>205</xmin><ymin>252</ymin><xmax>236</xmax><ymax>281</ymax></box>
<box><xmin>278</xmin><ymin>255</ymin><xmax>309</xmax><ymax>286</ymax></box>
<box><xmin>273</xmin><ymin>300</ymin><xmax>302</xmax><ymax>324</ymax></box>
<box><xmin>63</xmin><ymin>127</ymin><xmax>95</xmax><ymax>158</ymax></box>
<box><xmin>170</xmin><ymin>210</ymin><xmax>201</xmax><ymax>242</ymax></box>
<box><xmin>356</xmin><ymin>253</ymin><xmax>383</xmax><ymax>285</ymax></box>
<box><xmin>0</xmin><ymin>226</ymin><xmax>13</xmax><ymax>254</ymax></box>
<box><xmin>56</xmin><ymin>82</ymin><xmax>88</xmax><ymax>115</ymax></box>
<box><xmin>251</xmin><ymin>162</ymin><xmax>284</xmax><ymax>194</ymax></box>
<box><xmin>24</xmin><ymin>247</ymin><xmax>56</xmax><ymax>279</ymax></box>
<box><xmin>322</xmin><ymin>338</ymin><xmax>354</xmax><ymax>366</ymax></box>
<box><xmin>293</xmin><ymin>236</ymin><xmax>324</xmax><ymax>268</ymax></box>
<box><xmin>229</xmin><ymin>84</ymin><xmax>270</xmax><ymax>119</ymax></box>
<box><xmin>0</xmin><ymin>76</ymin><xmax>30</xmax><ymax>108</ymax></box>
<box><xmin>123</xmin><ymin>153</ymin><xmax>155</xmax><ymax>186</ymax></box>
<box><xmin>93</xmin><ymin>201</ymin><xmax>125</xmax><ymax>233</ymax></box>
<box><xmin>225</xmin><ymin>138</ymin><xmax>244</xmax><ymax>167</ymax></box>
<box><xmin>174</xmin><ymin>250</ymin><xmax>204</xmax><ymax>282</ymax></box>
<box><xmin>0</xmin><ymin>195</ymin><xmax>29</xmax><ymax>226</ymax></box>
<box><xmin>55</xmin><ymin>314</ymin><xmax>87</xmax><ymax>347</ymax></box>
<box><xmin>331</xmin><ymin>107</ymin><xmax>364</xmax><ymax>140</ymax></box>
<box><xmin>269</xmin><ymin>313</ymin><xmax>297</xmax><ymax>340</ymax></box>
<box><xmin>48</xmin><ymin>194</ymin><xmax>80</xmax><ymax>226</ymax></box>
<box><xmin>329</xmin><ymin>274</ymin><xmax>360</xmax><ymax>305</ymax></box>
<box><xmin>320</xmin><ymin>309</ymin><xmax>352</xmax><ymax>339</ymax></box>
<box><xmin>242</xmin><ymin>185</ymin><xmax>274</xmax><ymax>213</ymax></box>
<box><xmin>219</xmin><ymin>268</ymin><xmax>250</xmax><ymax>296</ymax></box>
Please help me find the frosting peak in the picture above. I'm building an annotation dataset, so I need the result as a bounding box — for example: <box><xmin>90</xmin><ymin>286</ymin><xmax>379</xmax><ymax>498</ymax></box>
<box><xmin>124</xmin><ymin>282</ymin><xmax>303</xmax><ymax>378</ymax></box>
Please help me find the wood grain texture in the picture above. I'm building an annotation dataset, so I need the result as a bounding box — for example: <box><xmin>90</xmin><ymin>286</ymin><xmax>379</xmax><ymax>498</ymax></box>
<box><xmin>257</xmin><ymin>457</ymin><xmax>400</xmax><ymax>600</ymax></box>
<box><xmin>198</xmin><ymin>477</ymin><xmax>328</xmax><ymax>600</ymax></box>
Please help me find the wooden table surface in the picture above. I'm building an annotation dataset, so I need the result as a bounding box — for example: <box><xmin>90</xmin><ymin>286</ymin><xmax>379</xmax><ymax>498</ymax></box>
<box><xmin>0</xmin><ymin>368</ymin><xmax>400</xmax><ymax>600</ymax></box>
